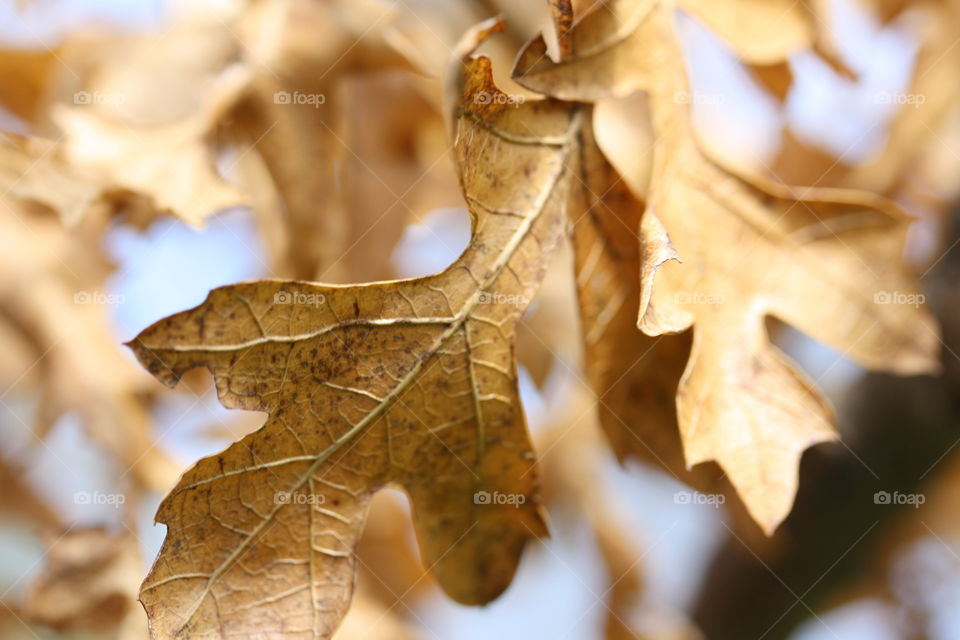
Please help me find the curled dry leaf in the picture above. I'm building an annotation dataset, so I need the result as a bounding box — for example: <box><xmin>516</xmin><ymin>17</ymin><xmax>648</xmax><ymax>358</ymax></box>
<box><xmin>126</xmin><ymin>22</ymin><xmax>581</xmax><ymax>639</ymax></box>
<box><xmin>515</xmin><ymin>0</ymin><xmax>939</xmax><ymax>533</ymax></box>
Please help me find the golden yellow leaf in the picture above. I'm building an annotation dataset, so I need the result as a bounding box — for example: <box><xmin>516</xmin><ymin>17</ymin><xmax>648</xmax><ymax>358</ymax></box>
<box><xmin>125</xmin><ymin>28</ymin><xmax>581</xmax><ymax>638</ymax></box>
<box><xmin>515</xmin><ymin>0</ymin><xmax>939</xmax><ymax>533</ymax></box>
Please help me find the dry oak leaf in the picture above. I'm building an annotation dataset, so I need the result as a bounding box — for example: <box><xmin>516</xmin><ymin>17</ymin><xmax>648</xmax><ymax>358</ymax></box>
<box><xmin>126</xmin><ymin>41</ymin><xmax>581</xmax><ymax>640</ymax></box>
<box><xmin>515</xmin><ymin>0</ymin><xmax>940</xmax><ymax>533</ymax></box>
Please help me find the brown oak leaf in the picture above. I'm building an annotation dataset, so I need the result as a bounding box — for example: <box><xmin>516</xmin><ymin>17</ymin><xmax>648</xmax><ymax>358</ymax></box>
<box><xmin>125</xmin><ymin>23</ymin><xmax>581</xmax><ymax>639</ymax></box>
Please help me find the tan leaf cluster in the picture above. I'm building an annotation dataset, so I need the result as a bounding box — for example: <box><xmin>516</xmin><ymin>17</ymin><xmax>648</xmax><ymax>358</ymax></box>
<box><xmin>513</xmin><ymin>0</ymin><xmax>939</xmax><ymax>532</ymax></box>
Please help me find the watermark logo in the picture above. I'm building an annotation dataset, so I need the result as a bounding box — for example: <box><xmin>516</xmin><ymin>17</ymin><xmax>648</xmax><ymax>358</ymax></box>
<box><xmin>74</xmin><ymin>491</ymin><xmax>125</xmax><ymax>507</ymax></box>
<box><xmin>674</xmin><ymin>490</ymin><xmax>725</xmax><ymax>507</ymax></box>
<box><xmin>74</xmin><ymin>90</ymin><xmax>125</xmax><ymax>106</ymax></box>
<box><xmin>474</xmin><ymin>91</ymin><xmax>525</xmax><ymax>105</ymax></box>
<box><xmin>874</xmin><ymin>91</ymin><xmax>926</xmax><ymax>108</ymax></box>
<box><xmin>477</xmin><ymin>291</ymin><xmax>529</xmax><ymax>307</ymax></box>
<box><xmin>874</xmin><ymin>490</ymin><xmax>925</xmax><ymax>508</ymax></box>
<box><xmin>473</xmin><ymin>490</ymin><xmax>526</xmax><ymax>507</ymax></box>
<box><xmin>674</xmin><ymin>291</ymin><xmax>724</xmax><ymax>306</ymax></box>
<box><xmin>274</xmin><ymin>290</ymin><xmax>326</xmax><ymax>306</ymax></box>
<box><xmin>275</xmin><ymin>491</ymin><xmax>326</xmax><ymax>505</ymax></box>
<box><xmin>74</xmin><ymin>291</ymin><xmax>124</xmax><ymax>306</ymax></box>
<box><xmin>873</xmin><ymin>291</ymin><xmax>924</xmax><ymax>308</ymax></box>
<box><xmin>274</xmin><ymin>91</ymin><xmax>326</xmax><ymax>108</ymax></box>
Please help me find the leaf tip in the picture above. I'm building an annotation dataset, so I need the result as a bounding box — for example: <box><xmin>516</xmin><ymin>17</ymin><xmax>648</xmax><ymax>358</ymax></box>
<box><xmin>123</xmin><ymin>336</ymin><xmax>182</xmax><ymax>388</ymax></box>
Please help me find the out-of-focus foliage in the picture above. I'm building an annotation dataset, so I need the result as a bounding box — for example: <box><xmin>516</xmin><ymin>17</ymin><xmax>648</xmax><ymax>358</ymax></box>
<box><xmin>0</xmin><ymin>1</ymin><xmax>959</xmax><ymax>639</ymax></box>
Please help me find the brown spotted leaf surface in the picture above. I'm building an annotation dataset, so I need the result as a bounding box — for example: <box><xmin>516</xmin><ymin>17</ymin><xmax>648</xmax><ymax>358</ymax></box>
<box><xmin>126</xmin><ymin>38</ymin><xmax>581</xmax><ymax>639</ymax></box>
<box><xmin>515</xmin><ymin>0</ymin><xmax>940</xmax><ymax>533</ymax></box>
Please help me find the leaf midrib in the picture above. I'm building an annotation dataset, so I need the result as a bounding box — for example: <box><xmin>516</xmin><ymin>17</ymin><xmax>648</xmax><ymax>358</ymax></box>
<box><xmin>156</xmin><ymin>108</ymin><xmax>581</xmax><ymax>635</ymax></box>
